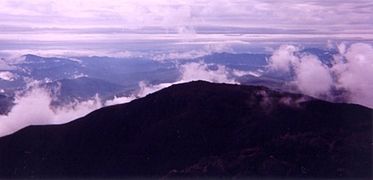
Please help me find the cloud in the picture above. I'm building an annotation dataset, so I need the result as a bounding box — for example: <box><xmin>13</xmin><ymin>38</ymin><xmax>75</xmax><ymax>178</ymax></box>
<box><xmin>332</xmin><ymin>43</ymin><xmax>373</xmax><ymax>108</ymax></box>
<box><xmin>268</xmin><ymin>42</ymin><xmax>373</xmax><ymax>108</ymax></box>
<box><xmin>2</xmin><ymin>0</ymin><xmax>371</xmax><ymax>33</ymax></box>
<box><xmin>232</xmin><ymin>69</ymin><xmax>261</xmax><ymax>77</ymax></box>
<box><xmin>0</xmin><ymin>71</ymin><xmax>16</xmax><ymax>81</ymax></box>
<box><xmin>134</xmin><ymin>61</ymin><xmax>237</xmax><ymax>97</ymax></box>
<box><xmin>267</xmin><ymin>45</ymin><xmax>299</xmax><ymax>72</ymax></box>
<box><xmin>0</xmin><ymin>83</ymin><xmax>102</xmax><ymax>137</ymax></box>
<box><xmin>179</xmin><ymin>62</ymin><xmax>237</xmax><ymax>83</ymax></box>
<box><xmin>268</xmin><ymin>45</ymin><xmax>333</xmax><ymax>97</ymax></box>
<box><xmin>0</xmin><ymin>0</ymin><xmax>372</xmax><ymax>57</ymax></box>
<box><xmin>131</xmin><ymin>61</ymin><xmax>237</xmax><ymax>97</ymax></box>
<box><xmin>293</xmin><ymin>55</ymin><xmax>333</xmax><ymax>97</ymax></box>
<box><xmin>104</xmin><ymin>96</ymin><xmax>136</xmax><ymax>106</ymax></box>
<box><xmin>72</xmin><ymin>73</ymin><xmax>88</xmax><ymax>79</ymax></box>
<box><xmin>135</xmin><ymin>81</ymin><xmax>174</xmax><ymax>98</ymax></box>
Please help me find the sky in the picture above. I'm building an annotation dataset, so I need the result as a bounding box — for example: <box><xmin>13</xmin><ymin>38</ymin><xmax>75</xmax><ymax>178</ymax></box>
<box><xmin>1</xmin><ymin>0</ymin><xmax>373</xmax><ymax>56</ymax></box>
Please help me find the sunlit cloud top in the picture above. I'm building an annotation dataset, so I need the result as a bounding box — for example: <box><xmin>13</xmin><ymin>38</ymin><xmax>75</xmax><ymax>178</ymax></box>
<box><xmin>0</xmin><ymin>0</ymin><xmax>373</xmax><ymax>56</ymax></box>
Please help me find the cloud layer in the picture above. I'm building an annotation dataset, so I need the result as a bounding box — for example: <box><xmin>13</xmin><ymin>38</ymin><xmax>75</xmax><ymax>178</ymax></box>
<box><xmin>1</xmin><ymin>0</ymin><xmax>372</xmax><ymax>33</ymax></box>
<box><xmin>0</xmin><ymin>0</ymin><xmax>372</xmax><ymax>57</ymax></box>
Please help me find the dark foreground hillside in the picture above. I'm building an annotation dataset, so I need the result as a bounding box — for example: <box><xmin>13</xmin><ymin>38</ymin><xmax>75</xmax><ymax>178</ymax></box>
<box><xmin>0</xmin><ymin>81</ymin><xmax>371</xmax><ymax>178</ymax></box>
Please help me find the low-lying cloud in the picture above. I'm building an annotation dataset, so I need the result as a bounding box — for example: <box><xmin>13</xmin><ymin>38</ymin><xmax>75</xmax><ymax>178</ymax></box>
<box><xmin>268</xmin><ymin>43</ymin><xmax>373</xmax><ymax>108</ymax></box>
<box><xmin>0</xmin><ymin>84</ymin><xmax>102</xmax><ymax>137</ymax></box>
<box><xmin>0</xmin><ymin>71</ymin><xmax>16</xmax><ymax>81</ymax></box>
<box><xmin>179</xmin><ymin>62</ymin><xmax>236</xmax><ymax>83</ymax></box>
<box><xmin>332</xmin><ymin>43</ymin><xmax>373</xmax><ymax>108</ymax></box>
<box><xmin>293</xmin><ymin>55</ymin><xmax>333</xmax><ymax>97</ymax></box>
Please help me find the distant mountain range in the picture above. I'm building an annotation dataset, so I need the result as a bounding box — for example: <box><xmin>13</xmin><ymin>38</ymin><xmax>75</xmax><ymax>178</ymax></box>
<box><xmin>42</xmin><ymin>77</ymin><xmax>129</xmax><ymax>105</ymax></box>
<box><xmin>0</xmin><ymin>48</ymin><xmax>338</xmax><ymax>108</ymax></box>
<box><xmin>0</xmin><ymin>81</ymin><xmax>371</xmax><ymax>178</ymax></box>
<box><xmin>0</xmin><ymin>54</ymin><xmax>180</xmax><ymax>109</ymax></box>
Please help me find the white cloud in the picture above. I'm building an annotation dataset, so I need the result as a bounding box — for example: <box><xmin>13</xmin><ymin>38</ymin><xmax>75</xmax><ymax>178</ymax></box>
<box><xmin>104</xmin><ymin>95</ymin><xmax>136</xmax><ymax>106</ymax></box>
<box><xmin>136</xmin><ymin>81</ymin><xmax>175</xmax><ymax>98</ymax></box>
<box><xmin>232</xmin><ymin>69</ymin><xmax>261</xmax><ymax>77</ymax></box>
<box><xmin>138</xmin><ymin>61</ymin><xmax>237</xmax><ymax>95</ymax></box>
<box><xmin>337</xmin><ymin>42</ymin><xmax>347</xmax><ymax>55</ymax></box>
<box><xmin>332</xmin><ymin>43</ymin><xmax>373</xmax><ymax>108</ymax></box>
<box><xmin>267</xmin><ymin>45</ymin><xmax>299</xmax><ymax>72</ymax></box>
<box><xmin>0</xmin><ymin>0</ymin><xmax>372</xmax><ymax>52</ymax></box>
<box><xmin>0</xmin><ymin>71</ymin><xmax>16</xmax><ymax>81</ymax></box>
<box><xmin>179</xmin><ymin>62</ymin><xmax>237</xmax><ymax>83</ymax></box>
<box><xmin>0</xmin><ymin>83</ymin><xmax>102</xmax><ymax>137</ymax></box>
<box><xmin>134</xmin><ymin>62</ymin><xmax>237</xmax><ymax>98</ymax></box>
<box><xmin>268</xmin><ymin>43</ymin><xmax>373</xmax><ymax>108</ymax></box>
<box><xmin>293</xmin><ymin>55</ymin><xmax>333</xmax><ymax>97</ymax></box>
<box><xmin>268</xmin><ymin>46</ymin><xmax>333</xmax><ymax>97</ymax></box>
<box><xmin>72</xmin><ymin>73</ymin><xmax>88</xmax><ymax>79</ymax></box>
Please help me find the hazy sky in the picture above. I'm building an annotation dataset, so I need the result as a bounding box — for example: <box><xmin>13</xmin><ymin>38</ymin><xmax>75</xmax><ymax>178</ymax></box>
<box><xmin>1</xmin><ymin>0</ymin><xmax>373</xmax><ymax>56</ymax></box>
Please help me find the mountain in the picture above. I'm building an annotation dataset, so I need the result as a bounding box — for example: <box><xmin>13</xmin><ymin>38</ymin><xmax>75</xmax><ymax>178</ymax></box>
<box><xmin>0</xmin><ymin>81</ymin><xmax>371</xmax><ymax>178</ymax></box>
<box><xmin>237</xmin><ymin>74</ymin><xmax>286</xmax><ymax>90</ymax></box>
<box><xmin>202</xmin><ymin>52</ymin><xmax>269</xmax><ymax>71</ymax></box>
<box><xmin>0</xmin><ymin>54</ymin><xmax>178</xmax><ymax>91</ymax></box>
<box><xmin>42</xmin><ymin>77</ymin><xmax>128</xmax><ymax>105</ymax></box>
<box><xmin>75</xmin><ymin>56</ymin><xmax>178</xmax><ymax>86</ymax></box>
<box><xmin>0</xmin><ymin>49</ymin><xmax>336</xmax><ymax>105</ymax></box>
<box><xmin>18</xmin><ymin>54</ymin><xmax>84</xmax><ymax>81</ymax></box>
<box><xmin>300</xmin><ymin>48</ymin><xmax>338</xmax><ymax>67</ymax></box>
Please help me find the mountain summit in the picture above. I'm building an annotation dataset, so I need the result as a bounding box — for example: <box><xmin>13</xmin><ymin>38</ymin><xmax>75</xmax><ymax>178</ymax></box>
<box><xmin>0</xmin><ymin>81</ymin><xmax>371</xmax><ymax>178</ymax></box>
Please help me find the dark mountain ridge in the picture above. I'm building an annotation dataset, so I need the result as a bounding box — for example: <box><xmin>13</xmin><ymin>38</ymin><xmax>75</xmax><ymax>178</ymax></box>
<box><xmin>0</xmin><ymin>81</ymin><xmax>371</xmax><ymax>178</ymax></box>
